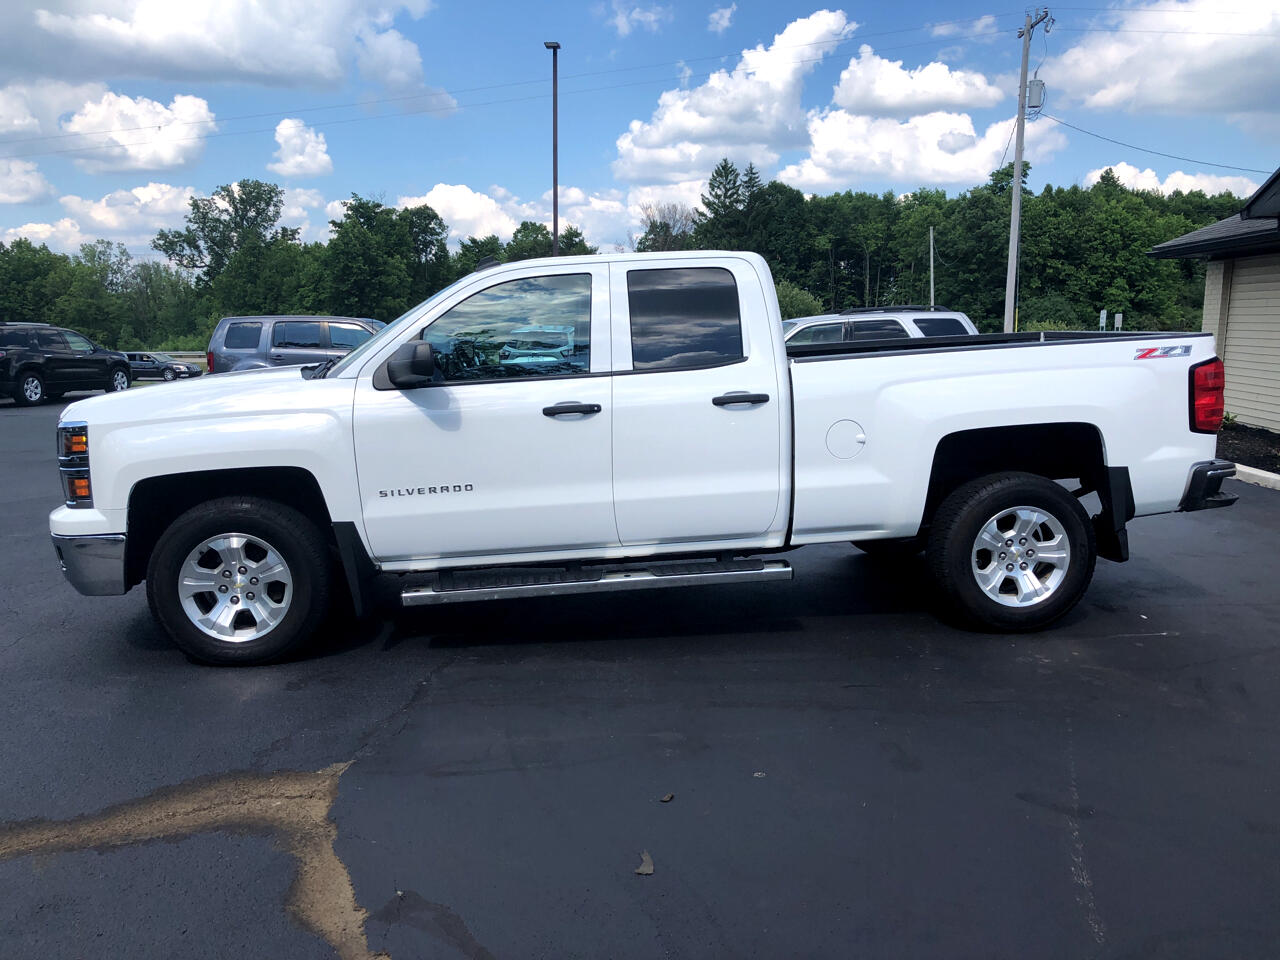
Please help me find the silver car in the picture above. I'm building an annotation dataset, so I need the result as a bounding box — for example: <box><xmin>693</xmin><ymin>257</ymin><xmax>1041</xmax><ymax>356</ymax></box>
<box><xmin>206</xmin><ymin>315</ymin><xmax>384</xmax><ymax>374</ymax></box>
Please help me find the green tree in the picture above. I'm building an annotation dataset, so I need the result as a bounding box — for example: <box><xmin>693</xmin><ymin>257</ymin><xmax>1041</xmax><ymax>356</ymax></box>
<box><xmin>558</xmin><ymin>225</ymin><xmax>597</xmax><ymax>256</ymax></box>
<box><xmin>153</xmin><ymin>179</ymin><xmax>296</xmax><ymax>286</ymax></box>
<box><xmin>320</xmin><ymin>195</ymin><xmax>414</xmax><ymax>320</ymax></box>
<box><xmin>504</xmin><ymin>221</ymin><xmax>554</xmax><ymax>261</ymax></box>
<box><xmin>694</xmin><ymin>158</ymin><xmax>745</xmax><ymax>249</ymax></box>
<box><xmin>453</xmin><ymin>235</ymin><xmax>505</xmax><ymax>275</ymax></box>
<box><xmin>775</xmin><ymin>279</ymin><xmax>824</xmax><ymax>320</ymax></box>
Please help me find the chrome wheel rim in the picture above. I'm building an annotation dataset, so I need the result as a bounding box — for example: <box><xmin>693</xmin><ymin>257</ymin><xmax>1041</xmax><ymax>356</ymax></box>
<box><xmin>112</xmin><ymin>370</ymin><xmax>129</xmax><ymax>391</ymax></box>
<box><xmin>971</xmin><ymin>505</ymin><xmax>1071</xmax><ymax>607</ymax></box>
<box><xmin>177</xmin><ymin>533</ymin><xmax>293</xmax><ymax>642</ymax></box>
<box><xmin>22</xmin><ymin>376</ymin><xmax>42</xmax><ymax>402</ymax></box>
<box><xmin>162</xmin><ymin>369</ymin><xmax>175</xmax><ymax>380</ymax></box>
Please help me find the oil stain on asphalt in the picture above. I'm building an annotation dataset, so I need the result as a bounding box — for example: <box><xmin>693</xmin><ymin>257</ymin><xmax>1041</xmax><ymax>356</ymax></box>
<box><xmin>0</xmin><ymin>762</ymin><xmax>385</xmax><ymax>960</ymax></box>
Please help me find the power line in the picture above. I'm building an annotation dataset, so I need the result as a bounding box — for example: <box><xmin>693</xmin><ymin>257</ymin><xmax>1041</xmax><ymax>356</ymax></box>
<box><xmin>1040</xmin><ymin>113</ymin><xmax>1271</xmax><ymax>174</ymax></box>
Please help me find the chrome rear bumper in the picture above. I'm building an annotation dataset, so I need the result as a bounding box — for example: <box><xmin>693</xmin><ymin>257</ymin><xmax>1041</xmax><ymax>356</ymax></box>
<box><xmin>51</xmin><ymin>533</ymin><xmax>128</xmax><ymax>596</ymax></box>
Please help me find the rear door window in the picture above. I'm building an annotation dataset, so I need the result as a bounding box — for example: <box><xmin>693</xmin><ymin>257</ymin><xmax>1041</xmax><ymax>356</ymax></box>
<box><xmin>788</xmin><ymin>322</ymin><xmax>845</xmax><ymax>344</ymax></box>
<box><xmin>847</xmin><ymin>319</ymin><xmax>910</xmax><ymax>340</ymax></box>
<box><xmin>328</xmin><ymin>323</ymin><xmax>373</xmax><ymax>349</ymax></box>
<box><xmin>626</xmin><ymin>267</ymin><xmax>742</xmax><ymax>371</ymax></box>
<box><xmin>224</xmin><ymin>322</ymin><xmax>262</xmax><ymax>349</ymax></box>
<box><xmin>0</xmin><ymin>329</ymin><xmax>31</xmax><ymax>348</ymax></box>
<box><xmin>272</xmin><ymin>321</ymin><xmax>323</xmax><ymax>348</ymax></box>
<box><xmin>913</xmin><ymin>316</ymin><xmax>968</xmax><ymax>337</ymax></box>
<box><xmin>37</xmin><ymin>329</ymin><xmax>69</xmax><ymax>351</ymax></box>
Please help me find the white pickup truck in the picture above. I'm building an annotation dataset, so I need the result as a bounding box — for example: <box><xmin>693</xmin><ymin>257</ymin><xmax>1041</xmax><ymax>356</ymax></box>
<box><xmin>50</xmin><ymin>251</ymin><xmax>1237</xmax><ymax>664</ymax></box>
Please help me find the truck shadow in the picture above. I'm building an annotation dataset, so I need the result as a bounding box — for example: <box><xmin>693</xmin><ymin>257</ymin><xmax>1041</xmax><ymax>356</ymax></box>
<box><xmin>369</xmin><ymin>552</ymin><xmax>963</xmax><ymax>655</ymax></box>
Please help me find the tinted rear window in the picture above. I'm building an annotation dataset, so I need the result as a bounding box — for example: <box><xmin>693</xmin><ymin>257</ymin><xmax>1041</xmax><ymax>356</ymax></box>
<box><xmin>0</xmin><ymin>329</ymin><xmax>30</xmax><ymax>348</ymax></box>
<box><xmin>224</xmin><ymin>322</ymin><xmax>262</xmax><ymax>349</ymax></box>
<box><xmin>272</xmin><ymin>321</ymin><xmax>323</xmax><ymax>348</ymax></box>
<box><xmin>626</xmin><ymin>267</ymin><xmax>742</xmax><ymax>371</ymax></box>
<box><xmin>848</xmin><ymin>319</ymin><xmax>910</xmax><ymax>340</ymax></box>
<box><xmin>913</xmin><ymin>316</ymin><xmax>968</xmax><ymax>337</ymax></box>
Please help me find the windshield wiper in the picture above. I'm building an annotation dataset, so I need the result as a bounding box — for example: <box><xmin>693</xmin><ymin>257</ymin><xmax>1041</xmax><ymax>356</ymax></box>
<box><xmin>305</xmin><ymin>358</ymin><xmax>338</xmax><ymax>380</ymax></box>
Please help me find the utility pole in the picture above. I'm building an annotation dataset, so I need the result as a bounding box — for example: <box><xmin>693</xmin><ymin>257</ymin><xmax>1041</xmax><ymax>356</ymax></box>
<box><xmin>1003</xmin><ymin>8</ymin><xmax>1050</xmax><ymax>332</ymax></box>
<box><xmin>544</xmin><ymin>41</ymin><xmax>561</xmax><ymax>256</ymax></box>
<box><xmin>929</xmin><ymin>225</ymin><xmax>935</xmax><ymax>307</ymax></box>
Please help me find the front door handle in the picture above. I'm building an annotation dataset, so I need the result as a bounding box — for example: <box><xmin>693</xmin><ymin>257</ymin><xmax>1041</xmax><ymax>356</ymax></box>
<box><xmin>712</xmin><ymin>392</ymin><xmax>770</xmax><ymax>407</ymax></box>
<box><xmin>543</xmin><ymin>402</ymin><xmax>602</xmax><ymax>417</ymax></box>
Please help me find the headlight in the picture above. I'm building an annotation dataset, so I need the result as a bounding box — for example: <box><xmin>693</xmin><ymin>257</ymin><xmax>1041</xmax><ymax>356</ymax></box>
<box><xmin>57</xmin><ymin>421</ymin><xmax>92</xmax><ymax>508</ymax></box>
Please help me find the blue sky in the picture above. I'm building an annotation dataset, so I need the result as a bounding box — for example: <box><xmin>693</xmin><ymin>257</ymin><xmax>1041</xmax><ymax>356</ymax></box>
<box><xmin>0</xmin><ymin>0</ymin><xmax>1276</xmax><ymax>255</ymax></box>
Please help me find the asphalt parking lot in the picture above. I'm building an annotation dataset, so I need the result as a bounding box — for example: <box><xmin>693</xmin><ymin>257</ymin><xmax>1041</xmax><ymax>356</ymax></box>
<box><xmin>3</xmin><ymin>395</ymin><xmax>1280</xmax><ymax>959</ymax></box>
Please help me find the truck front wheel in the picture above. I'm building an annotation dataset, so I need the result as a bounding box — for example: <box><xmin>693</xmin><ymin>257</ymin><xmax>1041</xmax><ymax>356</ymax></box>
<box><xmin>927</xmin><ymin>472</ymin><xmax>1096</xmax><ymax>631</ymax></box>
<box><xmin>145</xmin><ymin>496</ymin><xmax>331</xmax><ymax>664</ymax></box>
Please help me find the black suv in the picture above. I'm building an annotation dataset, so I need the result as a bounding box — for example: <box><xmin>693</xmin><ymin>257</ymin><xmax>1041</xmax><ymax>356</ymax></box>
<box><xmin>0</xmin><ymin>322</ymin><xmax>131</xmax><ymax>406</ymax></box>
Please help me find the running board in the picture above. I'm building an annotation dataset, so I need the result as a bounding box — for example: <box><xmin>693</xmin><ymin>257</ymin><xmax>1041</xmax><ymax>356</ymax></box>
<box><xmin>400</xmin><ymin>558</ymin><xmax>793</xmax><ymax>606</ymax></box>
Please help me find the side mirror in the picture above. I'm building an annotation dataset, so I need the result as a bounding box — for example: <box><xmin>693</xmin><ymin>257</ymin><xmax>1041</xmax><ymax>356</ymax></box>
<box><xmin>385</xmin><ymin>341</ymin><xmax>436</xmax><ymax>389</ymax></box>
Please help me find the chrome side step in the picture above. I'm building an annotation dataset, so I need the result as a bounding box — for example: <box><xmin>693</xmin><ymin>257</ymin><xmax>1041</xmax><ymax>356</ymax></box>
<box><xmin>400</xmin><ymin>558</ymin><xmax>793</xmax><ymax>607</ymax></box>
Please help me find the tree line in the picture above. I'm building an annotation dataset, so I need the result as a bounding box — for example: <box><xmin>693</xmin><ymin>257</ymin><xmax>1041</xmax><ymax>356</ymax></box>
<box><xmin>0</xmin><ymin>162</ymin><xmax>1241</xmax><ymax>350</ymax></box>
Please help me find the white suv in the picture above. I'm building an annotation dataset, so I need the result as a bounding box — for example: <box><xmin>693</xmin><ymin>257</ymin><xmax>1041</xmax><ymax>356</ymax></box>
<box><xmin>782</xmin><ymin>306</ymin><xmax>978</xmax><ymax>345</ymax></box>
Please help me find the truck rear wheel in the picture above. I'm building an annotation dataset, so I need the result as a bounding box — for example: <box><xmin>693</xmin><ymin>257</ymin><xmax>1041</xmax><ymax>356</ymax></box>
<box><xmin>146</xmin><ymin>496</ymin><xmax>331</xmax><ymax>664</ymax></box>
<box><xmin>927</xmin><ymin>472</ymin><xmax>1096</xmax><ymax>631</ymax></box>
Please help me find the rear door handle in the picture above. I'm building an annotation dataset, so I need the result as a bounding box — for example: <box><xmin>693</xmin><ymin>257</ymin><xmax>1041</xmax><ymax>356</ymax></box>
<box><xmin>712</xmin><ymin>393</ymin><xmax>770</xmax><ymax>406</ymax></box>
<box><xmin>543</xmin><ymin>402</ymin><xmax>602</xmax><ymax>417</ymax></box>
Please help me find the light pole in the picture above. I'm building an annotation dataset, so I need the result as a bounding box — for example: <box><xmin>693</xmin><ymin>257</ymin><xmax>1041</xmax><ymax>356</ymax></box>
<box><xmin>544</xmin><ymin>41</ymin><xmax>560</xmax><ymax>256</ymax></box>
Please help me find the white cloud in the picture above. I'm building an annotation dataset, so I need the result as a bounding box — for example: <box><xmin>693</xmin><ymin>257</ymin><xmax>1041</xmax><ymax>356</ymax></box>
<box><xmin>931</xmin><ymin>15</ymin><xmax>998</xmax><ymax>37</ymax></box>
<box><xmin>398</xmin><ymin>183</ymin><xmax>519</xmax><ymax>242</ymax></box>
<box><xmin>1046</xmin><ymin>0</ymin><xmax>1280</xmax><ymax>114</ymax></box>
<box><xmin>267</xmin><ymin>119</ymin><xmax>333</xmax><ymax>178</ymax></box>
<box><xmin>28</xmin><ymin>0</ymin><xmax>435</xmax><ymax>87</ymax></box>
<box><xmin>614</xmin><ymin>10</ymin><xmax>856</xmax><ymax>184</ymax></box>
<box><xmin>58</xmin><ymin>182</ymin><xmax>197</xmax><ymax>233</ymax></box>
<box><xmin>0</xmin><ymin>81</ymin><xmax>107</xmax><ymax>135</ymax></box>
<box><xmin>325</xmin><ymin>199</ymin><xmax>348</xmax><ymax>223</ymax></box>
<box><xmin>0</xmin><ymin>158</ymin><xmax>54</xmax><ymax>204</ymax></box>
<box><xmin>355</xmin><ymin>27</ymin><xmax>423</xmax><ymax>90</ymax></box>
<box><xmin>779</xmin><ymin>110</ymin><xmax>1067</xmax><ymax>191</ymax></box>
<box><xmin>2</xmin><ymin>218</ymin><xmax>87</xmax><ymax>252</ymax></box>
<box><xmin>708</xmin><ymin>4</ymin><xmax>736</xmax><ymax>33</ymax></box>
<box><xmin>61</xmin><ymin>92</ymin><xmax>215</xmax><ymax>171</ymax></box>
<box><xmin>607</xmin><ymin>1</ymin><xmax>672</xmax><ymax>36</ymax></box>
<box><xmin>1084</xmin><ymin>162</ymin><xmax>1258</xmax><ymax>197</ymax></box>
<box><xmin>832</xmin><ymin>45</ymin><xmax>1003</xmax><ymax>116</ymax></box>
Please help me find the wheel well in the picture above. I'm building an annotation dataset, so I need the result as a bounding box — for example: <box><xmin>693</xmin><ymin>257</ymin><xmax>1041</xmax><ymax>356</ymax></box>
<box><xmin>923</xmin><ymin>423</ymin><xmax>1107</xmax><ymax>527</ymax></box>
<box><xmin>125</xmin><ymin>467</ymin><xmax>333</xmax><ymax>588</ymax></box>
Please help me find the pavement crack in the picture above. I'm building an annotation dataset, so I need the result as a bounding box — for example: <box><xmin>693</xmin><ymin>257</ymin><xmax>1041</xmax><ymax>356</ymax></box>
<box><xmin>0</xmin><ymin>761</ymin><xmax>389</xmax><ymax>960</ymax></box>
<box><xmin>352</xmin><ymin>654</ymin><xmax>460</xmax><ymax>761</ymax></box>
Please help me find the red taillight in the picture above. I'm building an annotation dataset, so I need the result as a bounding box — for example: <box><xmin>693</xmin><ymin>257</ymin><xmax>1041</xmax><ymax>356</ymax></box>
<box><xmin>1190</xmin><ymin>357</ymin><xmax>1225</xmax><ymax>433</ymax></box>
<box><xmin>206</xmin><ymin>351</ymin><xmax>215</xmax><ymax>374</ymax></box>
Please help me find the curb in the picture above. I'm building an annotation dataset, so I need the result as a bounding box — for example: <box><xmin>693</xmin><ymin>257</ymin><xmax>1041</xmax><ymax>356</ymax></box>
<box><xmin>1233</xmin><ymin>463</ymin><xmax>1280</xmax><ymax>491</ymax></box>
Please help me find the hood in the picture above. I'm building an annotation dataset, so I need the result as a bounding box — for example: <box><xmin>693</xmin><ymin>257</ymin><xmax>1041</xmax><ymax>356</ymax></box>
<box><xmin>60</xmin><ymin>365</ymin><xmax>345</xmax><ymax>427</ymax></box>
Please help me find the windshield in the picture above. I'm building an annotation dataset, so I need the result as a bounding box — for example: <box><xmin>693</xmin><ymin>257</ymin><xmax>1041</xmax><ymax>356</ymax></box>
<box><xmin>326</xmin><ymin>283</ymin><xmax>460</xmax><ymax>378</ymax></box>
<box><xmin>152</xmin><ymin>353</ymin><xmax>175</xmax><ymax>361</ymax></box>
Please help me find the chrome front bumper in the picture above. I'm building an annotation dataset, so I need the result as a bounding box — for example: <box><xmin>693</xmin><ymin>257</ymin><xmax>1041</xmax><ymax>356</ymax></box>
<box><xmin>51</xmin><ymin>533</ymin><xmax>128</xmax><ymax>596</ymax></box>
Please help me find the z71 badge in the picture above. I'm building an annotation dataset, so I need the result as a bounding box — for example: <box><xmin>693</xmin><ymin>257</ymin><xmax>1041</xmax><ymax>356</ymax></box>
<box><xmin>1134</xmin><ymin>345</ymin><xmax>1192</xmax><ymax>359</ymax></box>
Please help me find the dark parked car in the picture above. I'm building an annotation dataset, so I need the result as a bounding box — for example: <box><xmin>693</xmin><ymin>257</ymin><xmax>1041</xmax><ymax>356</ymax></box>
<box><xmin>126</xmin><ymin>351</ymin><xmax>202</xmax><ymax>381</ymax></box>
<box><xmin>206</xmin><ymin>315</ymin><xmax>384</xmax><ymax>374</ymax></box>
<box><xmin>0</xmin><ymin>322</ymin><xmax>130</xmax><ymax>406</ymax></box>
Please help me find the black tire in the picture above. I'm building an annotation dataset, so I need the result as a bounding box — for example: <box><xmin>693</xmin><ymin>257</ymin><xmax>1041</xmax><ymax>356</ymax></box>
<box><xmin>107</xmin><ymin>365</ymin><xmax>130</xmax><ymax>392</ymax></box>
<box><xmin>146</xmin><ymin>496</ymin><xmax>332</xmax><ymax>665</ymax></box>
<box><xmin>852</xmin><ymin>536</ymin><xmax>924</xmax><ymax>559</ymax></box>
<box><xmin>162</xmin><ymin>368</ymin><xmax>176</xmax><ymax>381</ymax></box>
<box><xmin>13</xmin><ymin>370</ymin><xmax>45</xmax><ymax>405</ymax></box>
<box><xmin>926</xmin><ymin>472</ymin><xmax>1096</xmax><ymax>631</ymax></box>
